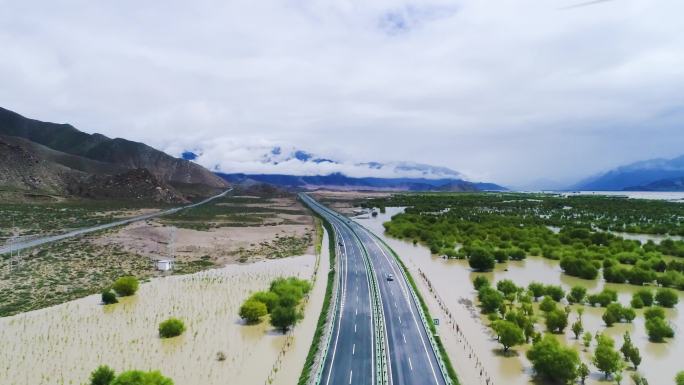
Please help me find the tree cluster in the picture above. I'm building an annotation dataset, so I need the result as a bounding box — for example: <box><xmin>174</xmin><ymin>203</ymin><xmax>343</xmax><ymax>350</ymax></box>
<box><xmin>239</xmin><ymin>277</ymin><xmax>311</xmax><ymax>333</ymax></box>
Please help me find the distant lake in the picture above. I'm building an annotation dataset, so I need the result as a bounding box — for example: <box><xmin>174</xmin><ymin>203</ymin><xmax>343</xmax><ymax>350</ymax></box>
<box><xmin>560</xmin><ymin>191</ymin><xmax>684</xmax><ymax>202</ymax></box>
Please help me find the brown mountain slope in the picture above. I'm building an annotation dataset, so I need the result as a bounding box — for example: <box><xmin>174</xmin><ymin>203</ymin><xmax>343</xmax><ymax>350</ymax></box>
<box><xmin>0</xmin><ymin>107</ymin><xmax>228</xmax><ymax>189</ymax></box>
<box><xmin>0</xmin><ymin>135</ymin><xmax>186</xmax><ymax>203</ymax></box>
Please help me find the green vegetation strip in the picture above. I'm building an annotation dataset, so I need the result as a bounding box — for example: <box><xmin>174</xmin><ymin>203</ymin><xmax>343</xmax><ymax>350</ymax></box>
<box><xmin>297</xmin><ymin>210</ymin><xmax>337</xmax><ymax>385</ymax></box>
<box><xmin>374</xmin><ymin>236</ymin><xmax>460</xmax><ymax>385</ymax></box>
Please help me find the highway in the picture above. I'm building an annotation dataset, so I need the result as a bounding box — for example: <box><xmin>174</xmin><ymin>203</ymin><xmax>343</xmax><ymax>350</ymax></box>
<box><xmin>0</xmin><ymin>188</ymin><xmax>233</xmax><ymax>255</ymax></box>
<box><xmin>302</xmin><ymin>194</ymin><xmax>376</xmax><ymax>385</ymax></box>
<box><xmin>301</xmin><ymin>194</ymin><xmax>449</xmax><ymax>385</ymax></box>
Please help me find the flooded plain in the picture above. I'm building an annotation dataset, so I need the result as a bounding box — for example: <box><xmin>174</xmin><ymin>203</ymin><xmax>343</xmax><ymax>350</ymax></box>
<box><xmin>357</xmin><ymin>207</ymin><xmax>683</xmax><ymax>385</ymax></box>
<box><xmin>0</xmin><ymin>231</ymin><xmax>330</xmax><ymax>385</ymax></box>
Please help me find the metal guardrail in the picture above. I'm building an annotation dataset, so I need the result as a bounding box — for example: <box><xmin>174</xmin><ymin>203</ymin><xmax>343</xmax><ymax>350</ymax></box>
<box><xmin>301</xmin><ymin>194</ymin><xmax>388</xmax><ymax>385</ymax></box>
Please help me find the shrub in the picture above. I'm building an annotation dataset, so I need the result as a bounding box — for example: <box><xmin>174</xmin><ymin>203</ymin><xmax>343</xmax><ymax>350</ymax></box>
<box><xmin>545</xmin><ymin>285</ymin><xmax>565</xmax><ymax>302</ymax></box>
<box><xmin>101</xmin><ymin>291</ymin><xmax>118</xmax><ymax>305</ymax></box>
<box><xmin>491</xmin><ymin>320</ymin><xmax>525</xmax><ymax>352</ymax></box>
<box><xmin>676</xmin><ymin>371</ymin><xmax>684</xmax><ymax>385</ymax></box>
<box><xmin>468</xmin><ymin>248</ymin><xmax>495</xmax><ymax>271</ymax></box>
<box><xmin>239</xmin><ymin>299</ymin><xmax>268</xmax><ymax>323</ymax></box>
<box><xmin>270</xmin><ymin>305</ymin><xmax>302</xmax><ymax>333</ymax></box>
<box><xmin>158</xmin><ymin>318</ymin><xmax>186</xmax><ymax>338</ymax></box>
<box><xmin>478</xmin><ymin>287</ymin><xmax>504</xmax><ymax>314</ymax></box>
<box><xmin>560</xmin><ymin>256</ymin><xmax>599</xmax><ymax>279</ymax></box>
<box><xmin>250</xmin><ymin>291</ymin><xmax>279</xmax><ymax>312</ymax></box>
<box><xmin>90</xmin><ymin>365</ymin><xmax>116</xmax><ymax>385</ymax></box>
<box><xmin>539</xmin><ymin>296</ymin><xmax>557</xmax><ymax>313</ymax></box>
<box><xmin>528</xmin><ymin>282</ymin><xmax>546</xmax><ymax>300</ymax></box>
<box><xmin>644</xmin><ymin>306</ymin><xmax>666</xmax><ymax>320</ymax></box>
<box><xmin>593</xmin><ymin>334</ymin><xmax>622</xmax><ymax>379</ymax></box>
<box><xmin>473</xmin><ymin>276</ymin><xmax>490</xmax><ymax>291</ymax></box>
<box><xmin>112</xmin><ymin>276</ymin><xmax>139</xmax><ymax>297</ymax></box>
<box><xmin>567</xmin><ymin>286</ymin><xmax>587</xmax><ymax>304</ymax></box>
<box><xmin>655</xmin><ymin>288</ymin><xmax>679</xmax><ymax>308</ymax></box>
<box><xmin>110</xmin><ymin>370</ymin><xmax>173</xmax><ymax>385</ymax></box>
<box><xmin>545</xmin><ymin>308</ymin><xmax>568</xmax><ymax>333</ymax></box>
<box><xmin>526</xmin><ymin>334</ymin><xmax>579</xmax><ymax>384</ymax></box>
<box><xmin>645</xmin><ymin>317</ymin><xmax>674</xmax><ymax>342</ymax></box>
<box><xmin>496</xmin><ymin>279</ymin><xmax>518</xmax><ymax>296</ymax></box>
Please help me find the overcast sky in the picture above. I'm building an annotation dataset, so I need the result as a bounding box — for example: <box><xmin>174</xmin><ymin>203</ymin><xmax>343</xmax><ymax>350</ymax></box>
<box><xmin>1</xmin><ymin>0</ymin><xmax>683</xmax><ymax>187</ymax></box>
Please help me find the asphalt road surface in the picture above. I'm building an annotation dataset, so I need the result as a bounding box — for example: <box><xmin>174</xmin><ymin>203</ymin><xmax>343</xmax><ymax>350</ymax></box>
<box><xmin>301</xmin><ymin>194</ymin><xmax>449</xmax><ymax>385</ymax></box>
<box><xmin>0</xmin><ymin>188</ymin><xmax>233</xmax><ymax>255</ymax></box>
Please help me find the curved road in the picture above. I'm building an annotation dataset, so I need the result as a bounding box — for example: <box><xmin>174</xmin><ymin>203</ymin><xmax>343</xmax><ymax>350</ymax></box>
<box><xmin>301</xmin><ymin>194</ymin><xmax>449</xmax><ymax>385</ymax></box>
<box><xmin>0</xmin><ymin>188</ymin><xmax>233</xmax><ymax>255</ymax></box>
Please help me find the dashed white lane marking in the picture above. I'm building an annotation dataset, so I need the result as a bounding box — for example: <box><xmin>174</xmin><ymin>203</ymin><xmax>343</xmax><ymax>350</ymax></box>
<box><xmin>349</xmin><ymin>370</ymin><xmax>353</xmax><ymax>384</ymax></box>
<box><xmin>399</xmin><ymin>315</ymin><xmax>402</xmax><ymax>324</ymax></box>
<box><xmin>408</xmin><ymin>357</ymin><xmax>413</xmax><ymax>371</ymax></box>
<box><xmin>353</xmin><ymin>343</ymin><xmax>355</xmax><ymax>355</ymax></box>
<box><xmin>355</xmin><ymin>323</ymin><xmax>357</xmax><ymax>333</ymax></box>
<box><xmin>403</xmin><ymin>333</ymin><xmax>406</xmax><ymax>343</ymax></box>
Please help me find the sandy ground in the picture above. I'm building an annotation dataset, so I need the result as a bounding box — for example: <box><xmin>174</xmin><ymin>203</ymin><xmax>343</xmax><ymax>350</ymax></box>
<box><xmin>0</xmin><ymin>238</ymin><xmax>330</xmax><ymax>385</ymax></box>
<box><xmin>92</xmin><ymin>219</ymin><xmax>314</xmax><ymax>265</ymax></box>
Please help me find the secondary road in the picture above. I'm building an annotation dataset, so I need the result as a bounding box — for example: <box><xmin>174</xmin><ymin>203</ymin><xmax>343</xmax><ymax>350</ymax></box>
<box><xmin>0</xmin><ymin>188</ymin><xmax>233</xmax><ymax>255</ymax></box>
<box><xmin>301</xmin><ymin>194</ymin><xmax>449</xmax><ymax>385</ymax></box>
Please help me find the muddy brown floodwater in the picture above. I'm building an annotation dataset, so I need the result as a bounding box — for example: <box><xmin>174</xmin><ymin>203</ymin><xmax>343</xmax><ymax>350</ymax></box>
<box><xmin>0</xmin><ymin>229</ymin><xmax>330</xmax><ymax>385</ymax></box>
<box><xmin>356</xmin><ymin>207</ymin><xmax>683</xmax><ymax>385</ymax></box>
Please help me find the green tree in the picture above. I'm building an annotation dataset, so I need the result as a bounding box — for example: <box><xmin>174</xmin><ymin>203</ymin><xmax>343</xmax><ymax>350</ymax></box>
<box><xmin>582</xmin><ymin>331</ymin><xmax>592</xmax><ymax>349</ymax></box>
<box><xmin>539</xmin><ymin>296</ymin><xmax>557</xmax><ymax>313</ymax></box>
<box><xmin>101</xmin><ymin>291</ymin><xmax>118</xmax><ymax>305</ymax></box>
<box><xmin>645</xmin><ymin>317</ymin><xmax>674</xmax><ymax>342</ymax></box>
<box><xmin>492</xmin><ymin>320</ymin><xmax>525</xmax><ymax>352</ymax></box>
<box><xmin>526</xmin><ymin>334</ymin><xmax>579</xmax><ymax>384</ymax></box>
<box><xmin>644</xmin><ymin>306</ymin><xmax>665</xmax><ymax>320</ymax></box>
<box><xmin>632</xmin><ymin>289</ymin><xmax>654</xmax><ymax>308</ymax></box>
<box><xmin>572</xmin><ymin>318</ymin><xmax>584</xmax><ymax>339</ymax></box>
<box><xmin>473</xmin><ymin>276</ymin><xmax>490</xmax><ymax>291</ymax></box>
<box><xmin>593</xmin><ymin>334</ymin><xmax>622</xmax><ymax>380</ymax></box>
<box><xmin>496</xmin><ymin>279</ymin><xmax>518</xmax><ymax>296</ymax></box>
<box><xmin>545</xmin><ymin>285</ymin><xmax>566</xmax><ymax>302</ymax></box>
<box><xmin>270</xmin><ymin>305</ymin><xmax>301</xmax><ymax>333</ymax></box>
<box><xmin>158</xmin><ymin>318</ymin><xmax>186</xmax><ymax>338</ymax></box>
<box><xmin>528</xmin><ymin>282</ymin><xmax>546</xmax><ymax>301</ymax></box>
<box><xmin>250</xmin><ymin>291</ymin><xmax>280</xmax><ymax>312</ymax></box>
<box><xmin>468</xmin><ymin>248</ymin><xmax>495</xmax><ymax>271</ymax></box>
<box><xmin>567</xmin><ymin>286</ymin><xmax>587</xmax><ymax>304</ymax></box>
<box><xmin>112</xmin><ymin>276</ymin><xmax>139</xmax><ymax>297</ymax></box>
<box><xmin>478</xmin><ymin>287</ymin><xmax>504</xmax><ymax>314</ymax></box>
<box><xmin>545</xmin><ymin>308</ymin><xmax>568</xmax><ymax>333</ymax></box>
<box><xmin>676</xmin><ymin>371</ymin><xmax>684</xmax><ymax>385</ymax></box>
<box><xmin>90</xmin><ymin>365</ymin><xmax>116</xmax><ymax>385</ymax></box>
<box><xmin>655</xmin><ymin>288</ymin><xmax>679</xmax><ymax>308</ymax></box>
<box><xmin>110</xmin><ymin>370</ymin><xmax>173</xmax><ymax>385</ymax></box>
<box><xmin>578</xmin><ymin>362</ymin><xmax>590</xmax><ymax>384</ymax></box>
<box><xmin>239</xmin><ymin>299</ymin><xmax>268</xmax><ymax>323</ymax></box>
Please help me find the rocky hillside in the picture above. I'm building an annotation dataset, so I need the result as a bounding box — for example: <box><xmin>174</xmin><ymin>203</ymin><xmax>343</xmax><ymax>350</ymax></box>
<box><xmin>0</xmin><ymin>107</ymin><xmax>228</xmax><ymax>189</ymax></box>
<box><xmin>0</xmin><ymin>107</ymin><xmax>229</xmax><ymax>202</ymax></box>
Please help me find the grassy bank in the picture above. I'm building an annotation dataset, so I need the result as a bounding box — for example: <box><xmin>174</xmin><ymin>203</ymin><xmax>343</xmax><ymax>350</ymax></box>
<box><xmin>297</xmin><ymin>210</ymin><xmax>337</xmax><ymax>385</ymax></box>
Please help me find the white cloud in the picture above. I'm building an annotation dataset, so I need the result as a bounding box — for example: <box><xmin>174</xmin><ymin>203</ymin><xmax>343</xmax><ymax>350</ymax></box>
<box><xmin>1</xmin><ymin>0</ymin><xmax>683</xmax><ymax>186</ymax></box>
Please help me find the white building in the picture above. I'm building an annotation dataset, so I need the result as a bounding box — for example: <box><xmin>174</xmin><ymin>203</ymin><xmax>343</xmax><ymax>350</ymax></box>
<box><xmin>156</xmin><ymin>259</ymin><xmax>174</xmax><ymax>272</ymax></box>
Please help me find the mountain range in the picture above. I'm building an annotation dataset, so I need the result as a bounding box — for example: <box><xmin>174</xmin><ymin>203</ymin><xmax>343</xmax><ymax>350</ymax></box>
<box><xmin>0</xmin><ymin>107</ymin><xmax>228</xmax><ymax>202</ymax></box>
<box><xmin>573</xmin><ymin>154</ymin><xmax>684</xmax><ymax>191</ymax></box>
<box><xmin>219</xmin><ymin>172</ymin><xmax>505</xmax><ymax>192</ymax></box>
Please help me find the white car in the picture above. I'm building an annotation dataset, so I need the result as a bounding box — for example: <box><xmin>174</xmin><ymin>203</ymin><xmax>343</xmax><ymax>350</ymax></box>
<box><xmin>386</xmin><ymin>273</ymin><xmax>394</xmax><ymax>281</ymax></box>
